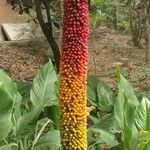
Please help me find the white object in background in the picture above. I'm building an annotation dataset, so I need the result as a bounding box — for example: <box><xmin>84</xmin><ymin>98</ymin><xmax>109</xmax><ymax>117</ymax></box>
<box><xmin>1</xmin><ymin>23</ymin><xmax>34</xmax><ymax>41</ymax></box>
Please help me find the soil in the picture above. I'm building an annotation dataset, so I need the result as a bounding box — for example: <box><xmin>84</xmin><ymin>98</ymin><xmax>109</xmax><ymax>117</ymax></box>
<box><xmin>0</xmin><ymin>40</ymin><xmax>50</xmax><ymax>81</ymax></box>
<box><xmin>0</xmin><ymin>3</ymin><xmax>150</xmax><ymax>91</ymax></box>
<box><xmin>88</xmin><ymin>27</ymin><xmax>150</xmax><ymax>91</ymax></box>
<box><xmin>0</xmin><ymin>1</ymin><xmax>30</xmax><ymax>23</ymax></box>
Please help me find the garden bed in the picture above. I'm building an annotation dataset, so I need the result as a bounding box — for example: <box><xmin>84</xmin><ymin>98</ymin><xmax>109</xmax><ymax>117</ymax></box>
<box><xmin>0</xmin><ymin>27</ymin><xmax>149</xmax><ymax>91</ymax></box>
<box><xmin>0</xmin><ymin>39</ymin><xmax>50</xmax><ymax>81</ymax></box>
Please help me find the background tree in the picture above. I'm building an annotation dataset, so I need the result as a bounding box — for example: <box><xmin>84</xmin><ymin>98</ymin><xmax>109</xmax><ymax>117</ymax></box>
<box><xmin>128</xmin><ymin>0</ymin><xmax>150</xmax><ymax>63</ymax></box>
<box><xmin>35</xmin><ymin>0</ymin><xmax>61</xmax><ymax>71</ymax></box>
<box><xmin>115</xmin><ymin>0</ymin><xmax>122</xmax><ymax>24</ymax></box>
<box><xmin>128</xmin><ymin>0</ymin><xmax>143</xmax><ymax>46</ymax></box>
<box><xmin>8</xmin><ymin>0</ymin><xmax>61</xmax><ymax>72</ymax></box>
<box><xmin>144</xmin><ymin>0</ymin><xmax>150</xmax><ymax>64</ymax></box>
<box><xmin>7</xmin><ymin>0</ymin><xmax>150</xmax><ymax>64</ymax></box>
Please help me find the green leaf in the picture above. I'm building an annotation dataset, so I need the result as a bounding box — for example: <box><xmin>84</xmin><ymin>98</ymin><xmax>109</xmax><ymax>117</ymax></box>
<box><xmin>136</xmin><ymin>91</ymin><xmax>150</xmax><ymax>102</ymax></box>
<box><xmin>135</xmin><ymin>97</ymin><xmax>150</xmax><ymax>131</ymax></box>
<box><xmin>87</xmin><ymin>76</ymin><xmax>113</xmax><ymax>112</ymax></box>
<box><xmin>44</xmin><ymin>105</ymin><xmax>60</xmax><ymax>129</ymax></box>
<box><xmin>0</xmin><ymin>70</ymin><xmax>18</xmax><ymax>100</ymax></box>
<box><xmin>138</xmin><ymin>131</ymin><xmax>150</xmax><ymax>150</ymax></box>
<box><xmin>0</xmin><ymin>70</ymin><xmax>21</xmax><ymax>141</ymax></box>
<box><xmin>0</xmin><ymin>83</ymin><xmax>13</xmax><ymax>141</ymax></box>
<box><xmin>37</xmin><ymin>117</ymin><xmax>52</xmax><ymax>126</ymax></box>
<box><xmin>97</xmin><ymin>81</ymin><xmax>113</xmax><ymax>112</ymax></box>
<box><xmin>143</xmin><ymin>143</ymin><xmax>150</xmax><ymax>150</ymax></box>
<box><xmin>109</xmin><ymin>143</ymin><xmax>124</xmax><ymax>150</ymax></box>
<box><xmin>16</xmin><ymin>80</ymin><xmax>32</xmax><ymax>102</ymax></box>
<box><xmin>118</xmin><ymin>74</ymin><xmax>139</xmax><ymax>106</ymax></box>
<box><xmin>87</xmin><ymin>86</ymin><xmax>97</xmax><ymax>106</ymax></box>
<box><xmin>0</xmin><ymin>112</ymin><xmax>12</xmax><ymax>142</ymax></box>
<box><xmin>13</xmin><ymin>92</ymin><xmax>22</xmax><ymax>122</ymax></box>
<box><xmin>88</xmin><ymin>129</ymin><xmax>104</xmax><ymax>150</ymax></box>
<box><xmin>88</xmin><ymin>113</ymin><xmax>121</xmax><ymax>150</ymax></box>
<box><xmin>33</xmin><ymin>130</ymin><xmax>61</xmax><ymax>150</ymax></box>
<box><xmin>30</xmin><ymin>60</ymin><xmax>57</xmax><ymax>108</ymax></box>
<box><xmin>0</xmin><ymin>83</ymin><xmax>13</xmax><ymax>114</ymax></box>
<box><xmin>114</xmin><ymin>74</ymin><xmax>139</xmax><ymax>150</ymax></box>
<box><xmin>0</xmin><ymin>69</ymin><xmax>22</xmax><ymax>122</ymax></box>
<box><xmin>114</xmin><ymin>74</ymin><xmax>139</xmax><ymax>128</ymax></box>
<box><xmin>87</xmin><ymin>76</ymin><xmax>100</xmax><ymax>91</ymax></box>
<box><xmin>16</xmin><ymin>108</ymin><xmax>41</xmax><ymax>138</ymax></box>
<box><xmin>121</xmin><ymin>95</ymin><xmax>138</xmax><ymax>150</ymax></box>
<box><xmin>91</xmin><ymin>113</ymin><xmax>115</xmax><ymax>131</ymax></box>
<box><xmin>32</xmin><ymin>118</ymin><xmax>52</xmax><ymax>149</ymax></box>
<box><xmin>0</xmin><ymin>143</ymin><xmax>17</xmax><ymax>150</ymax></box>
<box><xmin>88</xmin><ymin>128</ymin><xmax>118</xmax><ymax>148</ymax></box>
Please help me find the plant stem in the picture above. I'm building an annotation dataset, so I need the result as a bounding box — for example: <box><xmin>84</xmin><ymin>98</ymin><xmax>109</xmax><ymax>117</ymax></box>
<box><xmin>20</xmin><ymin>140</ymin><xmax>24</xmax><ymax>150</ymax></box>
<box><xmin>31</xmin><ymin>120</ymin><xmax>51</xmax><ymax>149</ymax></box>
<box><xmin>24</xmin><ymin>136</ymin><xmax>28</xmax><ymax>150</ymax></box>
<box><xmin>34</xmin><ymin>123</ymin><xmax>39</xmax><ymax>141</ymax></box>
<box><xmin>3</xmin><ymin>139</ymin><xmax>8</xmax><ymax>144</ymax></box>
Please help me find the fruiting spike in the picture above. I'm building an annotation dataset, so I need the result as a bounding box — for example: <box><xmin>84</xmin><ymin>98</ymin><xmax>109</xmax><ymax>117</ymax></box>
<box><xmin>59</xmin><ymin>0</ymin><xmax>89</xmax><ymax>149</ymax></box>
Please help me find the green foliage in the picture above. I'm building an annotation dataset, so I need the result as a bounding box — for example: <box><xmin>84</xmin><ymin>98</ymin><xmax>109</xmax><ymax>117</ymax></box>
<box><xmin>44</xmin><ymin>105</ymin><xmax>60</xmax><ymax>129</ymax></box>
<box><xmin>0</xmin><ymin>70</ymin><xmax>19</xmax><ymax>142</ymax></box>
<box><xmin>88</xmin><ymin>128</ymin><xmax>118</xmax><ymax>149</ymax></box>
<box><xmin>16</xmin><ymin>107</ymin><xmax>41</xmax><ymax>138</ymax></box>
<box><xmin>90</xmin><ymin>0</ymin><xmax>131</xmax><ymax>32</ymax></box>
<box><xmin>113</xmin><ymin>72</ymin><xmax>150</xmax><ymax>150</ymax></box>
<box><xmin>0</xmin><ymin>60</ymin><xmax>60</xmax><ymax>150</ymax></box>
<box><xmin>136</xmin><ymin>91</ymin><xmax>150</xmax><ymax>101</ymax></box>
<box><xmin>87</xmin><ymin>76</ymin><xmax>113</xmax><ymax>112</ymax></box>
<box><xmin>97</xmin><ymin>81</ymin><xmax>113</xmax><ymax>112</ymax></box>
<box><xmin>30</xmin><ymin>60</ymin><xmax>57</xmax><ymax>108</ymax></box>
<box><xmin>114</xmin><ymin>73</ymin><xmax>139</xmax><ymax>150</ymax></box>
<box><xmin>33</xmin><ymin>130</ymin><xmax>61</xmax><ymax>150</ymax></box>
<box><xmin>90</xmin><ymin>0</ymin><xmax>116</xmax><ymax>28</ymax></box>
<box><xmin>0</xmin><ymin>143</ymin><xmax>17</xmax><ymax>150</ymax></box>
<box><xmin>87</xmin><ymin>72</ymin><xmax>150</xmax><ymax>150</ymax></box>
<box><xmin>135</xmin><ymin>98</ymin><xmax>150</xmax><ymax>131</ymax></box>
<box><xmin>16</xmin><ymin>80</ymin><xmax>32</xmax><ymax>102</ymax></box>
<box><xmin>10</xmin><ymin>0</ymin><xmax>61</xmax><ymax>28</ymax></box>
<box><xmin>116</xmin><ymin>20</ymin><xmax>129</xmax><ymax>32</ymax></box>
<box><xmin>88</xmin><ymin>114</ymin><xmax>119</xmax><ymax>149</ymax></box>
<box><xmin>0</xmin><ymin>60</ymin><xmax>150</xmax><ymax>150</ymax></box>
<box><xmin>138</xmin><ymin>131</ymin><xmax>150</xmax><ymax>150</ymax></box>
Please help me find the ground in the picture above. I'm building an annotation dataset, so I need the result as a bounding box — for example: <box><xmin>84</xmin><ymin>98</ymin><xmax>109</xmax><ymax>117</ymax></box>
<box><xmin>0</xmin><ymin>1</ymin><xmax>30</xmax><ymax>23</ymax></box>
<box><xmin>0</xmin><ymin>40</ymin><xmax>49</xmax><ymax>81</ymax></box>
<box><xmin>88</xmin><ymin>27</ymin><xmax>150</xmax><ymax>91</ymax></box>
<box><xmin>0</xmin><ymin>3</ymin><xmax>149</xmax><ymax>91</ymax></box>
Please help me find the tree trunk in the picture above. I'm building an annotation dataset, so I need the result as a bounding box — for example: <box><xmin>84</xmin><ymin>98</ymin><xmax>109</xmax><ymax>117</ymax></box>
<box><xmin>35</xmin><ymin>0</ymin><xmax>60</xmax><ymax>72</ymax></box>
<box><xmin>128</xmin><ymin>0</ymin><xmax>142</xmax><ymax>47</ymax></box>
<box><xmin>145</xmin><ymin>0</ymin><xmax>150</xmax><ymax>64</ymax></box>
<box><xmin>115</xmin><ymin>0</ymin><xmax>122</xmax><ymax>23</ymax></box>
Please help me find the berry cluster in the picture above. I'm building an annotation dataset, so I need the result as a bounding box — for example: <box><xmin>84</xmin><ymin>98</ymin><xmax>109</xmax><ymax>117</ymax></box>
<box><xmin>59</xmin><ymin>0</ymin><xmax>89</xmax><ymax>149</ymax></box>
